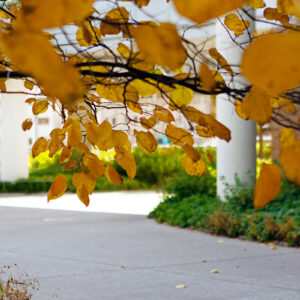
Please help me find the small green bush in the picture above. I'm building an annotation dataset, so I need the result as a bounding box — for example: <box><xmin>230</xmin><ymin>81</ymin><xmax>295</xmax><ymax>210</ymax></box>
<box><xmin>149</xmin><ymin>168</ymin><xmax>300</xmax><ymax>246</ymax></box>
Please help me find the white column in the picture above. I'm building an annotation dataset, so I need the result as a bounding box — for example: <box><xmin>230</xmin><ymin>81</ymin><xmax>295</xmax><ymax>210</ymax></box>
<box><xmin>216</xmin><ymin>8</ymin><xmax>256</xmax><ymax>200</ymax></box>
<box><xmin>0</xmin><ymin>79</ymin><xmax>29</xmax><ymax>181</ymax></box>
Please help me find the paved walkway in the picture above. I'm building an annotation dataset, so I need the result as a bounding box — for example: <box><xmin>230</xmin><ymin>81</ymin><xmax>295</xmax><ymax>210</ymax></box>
<box><xmin>0</xmin><ymin>192</ymin><xmax>299</xmax><ymax>299</ymax></box>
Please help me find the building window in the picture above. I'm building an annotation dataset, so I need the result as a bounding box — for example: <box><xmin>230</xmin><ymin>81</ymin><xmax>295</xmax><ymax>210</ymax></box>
<box><xmin>38</xmin><ymin>118</ymin><xmax>49</xmax><ymax>125</ymax></box>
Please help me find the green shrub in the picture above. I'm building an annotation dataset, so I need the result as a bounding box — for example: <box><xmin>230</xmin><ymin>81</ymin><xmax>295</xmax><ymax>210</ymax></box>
<box><xmin>149</xmin><ymin>194</ymin><xmax>219</xmax><ymax>228</ymax></box>
<box><xmin>132</xmin><ymin>147</ymin><xmax>183</xmax><ymax>185</ymax></box>
<box><xmin>149</xmin><ymin>168</ymin><xmax>300</xmax><ymax>246</ymax></box>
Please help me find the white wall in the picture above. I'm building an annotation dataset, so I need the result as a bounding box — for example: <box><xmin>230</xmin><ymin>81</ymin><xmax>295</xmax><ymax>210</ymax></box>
<box><xmin>0</xmin><ymin>79</ymin><xmax>29</xmax><ymax>181</ymax></box>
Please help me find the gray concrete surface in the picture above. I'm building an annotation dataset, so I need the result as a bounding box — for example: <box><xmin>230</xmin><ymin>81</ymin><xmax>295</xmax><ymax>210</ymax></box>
<box><xmin>0</xmin><ymin>192</ymin><xmax>299</xmax><ymax>299</ymax></box>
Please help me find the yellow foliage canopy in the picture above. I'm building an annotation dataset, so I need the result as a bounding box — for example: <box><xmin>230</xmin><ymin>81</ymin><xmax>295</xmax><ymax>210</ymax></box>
<box><xmin>0</xmin><ymin>31</ymin><xmax>84</xmax><ymax>103</ymax></box>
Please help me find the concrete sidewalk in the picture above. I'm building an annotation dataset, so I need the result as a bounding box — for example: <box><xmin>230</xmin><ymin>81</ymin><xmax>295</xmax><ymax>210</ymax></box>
<box><xmin>0</xmin><ymin>192</ymin><xmax>299</xmax><ymax>299</ymax></box>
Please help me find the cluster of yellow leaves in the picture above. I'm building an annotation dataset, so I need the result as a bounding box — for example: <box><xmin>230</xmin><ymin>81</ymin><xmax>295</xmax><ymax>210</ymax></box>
<box><xmin>0</xmin><ymin>31</ymin><xmax>84</xmax><ymax>103</ymax></box>
<box><xmin>43</xmin><ymin>115</ymin><xmax>140</xmax><ymax>206</ymax></box>
<box><xmin>182</xmin><ymin>106</ymin><xmax>231</xmax><ymax>142</ymax></box>
<box><xmin>263</xmin><ymin>7</ymin><xmax>289</xmax><ymax>25</ymax></box>
<box><xmin>277</xmin><ymin>0</ymin><xmax>300</xmax><ymax>19</ymax></box>
<box><xmin>224</xmin><ymin>13</ymin><xmax>250</xmax><ymax>36</ymax></box>
<box><xmin>0</xmin><ymin>0</ymin><xmax>95</xmax><ymax>103</ymax></box>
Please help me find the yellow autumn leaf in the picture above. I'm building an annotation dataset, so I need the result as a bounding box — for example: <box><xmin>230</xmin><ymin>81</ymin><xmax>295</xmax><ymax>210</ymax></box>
<box><xmin>50</xmin><ymin>128</ymin><xmax>65</xmax><ymax>142</ymax></box>
<box><xmin>76</xmin><ymin>22</ymin><xmax>101</xmax><ymax>46</ymax></box>
<box><xmin>235</xmin><ymin>99</ymin><xmax>249</xmax><ymax>120</ymax></box>
<box><xmin>115</xmin><ymin>151</ymin><xmax>136</xmax><ymax>180</ymax></box>
<box><xmin>72</xmin><ymin>172</ymin><xmax>96</xmax><ymax>194</ymax></box>
<box><xmin>75</xmin><ymin>143</ymin><xmax>89</xmax><ymax>154</ymax></box>
<box><xmin>25</xmin><ymin>98</ymin><xmax>36</xmax><ymax>104</ymax></box>
<box><xmin>169</xmin><ymin>85</ymin><xmax>193</xmax><ymax>108</ymax></box>
<box><xmin>205</xmin><ymin>115</ymin><xmax>232</xmax><ymax>142</ymax></box>
<box><xmin>254</xmin><ymin>163</ymin><xmax>281</xmax><ymax>209</ymax></box>
<box><xmin>67</xmin><ymin>119</ymin><xmax>82</xmax><ymax>148</ymax></box>
<box><xmin>100</xmin><ymin>7</ymin><xmax>129</xmax><ymax>36</ymax></box>
<box><xmin>241</xmin><ymin>31</ymin><xmax>300</xmax><ymax>96</ymax></box>
<box><xmin>64</xmin><ymin>160</ymin><xmax>78</xmax><ymax>172</ymax></box>
<box><xmin>88</xmin><ymin>94</ymin><xmax>101</xmax><ymax>104</ymax></box>
<box><xmin>48</xmin><ymin>134</ymin><xmax>64</xmax><ymax>158</ymax></box>
<box><xmin>77</xmin><ymin>185</ymin><xmax>90</xmax><ymax>207</ymax></box>
<box><xmin>264</xmin><ymin>8</ymin><xmax>289</xmax><ymax>25</ymax></box>
<box><xmin>196</xmin><ymin>126</ymin><xmax>215</xmax><ymax>138</ymax></box>
<box><xmin>140</xmin><ymin>116</ymin><xmax>156</xmax><ymax>130</ymax></box>
<box><xmin>271</xmin><ymin>97</ymin><xmax>296</xmax><ymax>114</ymax></box>
<box><xmin>173</xmin><ymin>0</ymin><xmax>246</xmax><ymax>24</ymax></box>
<box><xmin>224</xmin><ymin>13</ymin><xmax>250</xmax><ymax>36</ymax></box>
<box><xmin>127</xmin><ymin>102</ymin><xmax>143</xmax><ymax>114</ymax></box>
<box><xmin>117</xmin><ymin>43</ymin><xmax>131</xmax><ymax>58</ymax></box>
<box><xmin>131</xmin><ymin>79</ymin><xmax>159</xmax><ymax>97</ymax></box>
<box><xmin>153</xmin><ymin>105</ymin><xmax>175</xmax><ymax>123</ymax></box>
<box><xmin>279</xmin><ymin>128</ymin><xmax>297</xmax><ymax>148</ymax></box>
<box><xmin>24</xmin><ymin>79</ymin><xmax>34</xmax><ymax>90</ymax></box>
<box><xmin>17</xmin><ymin>0</ymin><xmax>94</xmax><ymax>30</ymax></box>
<box><xmin>280</xmin><ymin>142</ymin><xmax>300</xmax><ymax>185</ymax></box>
<box><xmin>22</xmin><ymin>118</ymin><xmax>33</xmax><ymax>131</ymax></box>
<box><xmin>47</xmin><ymin>174</ymin><xmax>68</xmax><ymax>202</ymax></box>
<box><xmin>181</xmin><ymin>144</ymin><xmax>201</xmax><ymax>162</ymax></box>
<box><xmin>183</xmin><ymin>106</ymin><xmax>231</xmax><ymax>142</ymax></box>
<box><xmin>277</xmin><ymin>0</ymin><xmax>300</xmax><ymax>19</ymax></box>
<box><xmin>112</xmin><ymin>131</ymin><xmax>131</xmax><ymax>152</ymax></box>
<box><xmin>83</xmin><ymin>153</ymin><xmax>105</xmax><ymax>178</ymax></box>
<box><xmin>0</xmin><ymin>31</ymin><xmax>84</xmax><ymax>103</ymax></box>
<box><xmin>133</xmin><ymin>22</ymin><xmax>187</xmax><ymax>71</ymax></box>
<box><xmin>119</xmin><ymin>0</ymin><xmax>151</xmax><ymax>6</ymax></box>
<box><xmin>199</xmin><ymin>63</ymin><xmax>215</xmax><ymax>92</ymax></box>
<box><xmin>209</xmin><ymin>48</ymin><xmax>233</xmax><ymax>76</ymax></box>
<box><xmin>247</xmin><ymin>0</ymin><xmax>266</xmax><ymax>8</ymax></box>
<box><xmin>96</xmin><ymin>83</ymin><xmax>138</xmax><ymax>104</ymax></box>
<box><xmin>181</xmin><ymin>154</ymin><xmax>207</xmax><ymax>177</ymax></box>
<box><xmin>85</xmin><ymin>120</ymin><xmax>112</xmax><ymax>149</ymax></box>
<box><xmin>32</xmin><ymin>100</ymin><xmax>48</xmax><ymax>115</ymax></box>
<box><xmin>85</xmin><ymin>121</ymin><xmax>101</xmax><ymax>145</ymax></box>
<box><xmin>241</xmin><ymin>87</ymin><xmax>272</xmax><ymax>125</ymax></box>
<box><xmin>165</xmin><ymin>124</ymin><xmax>194</xmax><ymax>147</ymax></box>
<box><xmin>134</xmin><ymin>130</ymin><xmax>158</xmax><ymax>154</ymax></box>
<box><xmin>32</xmin><ymin>137</ymin><xmax>48</xmax><ymax>158</ymax></box>
<box><xmin>105</xmin><ymin>165</ymin><xmax>123</xmax><ymax>185</ymax></box>
<box><xmin>59</xmin><ymin>146</ymin><xmax>72</xmax><ymax>164</ymax></box>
